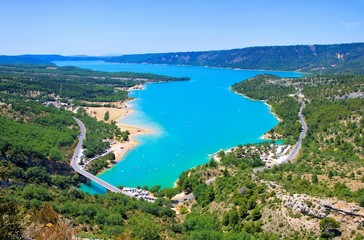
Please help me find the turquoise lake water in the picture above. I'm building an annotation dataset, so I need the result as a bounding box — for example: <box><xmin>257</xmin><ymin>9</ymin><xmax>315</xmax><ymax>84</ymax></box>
<box><xmin>54</xmin><ymin>61</ymin><xmax>301</xmax><ymax>194</ymax></box>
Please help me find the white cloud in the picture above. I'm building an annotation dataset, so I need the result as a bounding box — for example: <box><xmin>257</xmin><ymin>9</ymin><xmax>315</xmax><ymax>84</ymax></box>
<box><xmin>342</xmin><ymin>21</ymin><xmax>363</xmax><ymax>28</ymax></box>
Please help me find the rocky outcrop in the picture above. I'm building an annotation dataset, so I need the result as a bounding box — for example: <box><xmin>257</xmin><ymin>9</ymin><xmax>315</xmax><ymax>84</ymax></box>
<box><xmin>319</xmin><ymin>200</ymin><xmax>364</xmax><ymax>219</ymax></box>
<box><xmin>283</xmin><ymin>194</ymin><xmax>328</xmax><ymax>218</ymax></box>
<box><xmin>263</xmin><ymin>181</ymin><xmax>364</xmax><ymax>238</ymax></box>
<box><xmin>282</xmin><ymin>193</ymin><xmax>364</xmax><ymax>221</ymax></box>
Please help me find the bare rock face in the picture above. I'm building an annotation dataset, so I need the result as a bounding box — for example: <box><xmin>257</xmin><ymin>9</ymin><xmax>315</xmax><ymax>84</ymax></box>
<box><xmin>264</xmin><ymin>181</ymin><xmax>364</xmax><ymax>238</ymax></box>
<box><xmin>318</xmin><ymin>200</ymin><xmax>364</xmax><ymax>219</ymax></box>
<box><xmin>283</xmin><ymin>194</ymin><xmax>328</xmax><ymax>218</ymax></box>
<box><xmin>265</xmin><ymin>181</ymin><xmax>364</xmax><ymax>225</ymax></box>
<box><xmin>282</xmin><ymin>193</ymin><xmax>364</xmax><ymax>221</ymax></box>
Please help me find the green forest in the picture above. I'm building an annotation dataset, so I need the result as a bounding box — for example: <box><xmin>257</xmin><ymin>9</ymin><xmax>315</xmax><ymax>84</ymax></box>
<box><xmin>0</xmin><ymin>64</ymin><xmax>191</xmax><ymax>239</ymax></box>
<box><xmin>2</xmin><ymin>43</ymin><xmax>364</xmax><ymax>75</ymax></box>
<box><xmin>105</xmin><ymin>43</ymin><xmax>364</xmax><ymax>75</ymax></box>
<box><xmin>0</xmin><ymin>64</ymin><xmax>188</xmax><ymax>103</ymax></box>
<box><xmin>1</xmin><ymin>61</ymin><xmax>364</xmax><ymax>239</ymax></box>
<box><xmin>256</xmin><ymin>75</ymin><xmax>364</xmax><ymax>202</ymax></box>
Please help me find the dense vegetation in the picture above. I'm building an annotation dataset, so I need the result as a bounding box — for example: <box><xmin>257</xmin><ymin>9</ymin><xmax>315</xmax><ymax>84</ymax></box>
<box><xmin>0</xmin><ymin>54</ymin><xmax>103</xmax><ymax>64</ymax></box>
<box><xmin>0</xmin><ymin>64</ymin><xmax>188</xmax><ymax>102</ymax></box>
<box><xmin>2</xmin><ymin>43</ymin><xmax>364</xmax><ymax>74</ymax></box>
<box><xmin>106</xmin><ymin>42</ymin><xmax>364</xmax><ymax>74</ymax></box>
<box><xmin>244</xmin><ymin>75</ymin><xmax>364</xmax><ymax>204</ymax></box>
<box><xmin>1</xmin><ymin>60</ymin><xmax>364</xmax><ymax>239</ymax></box>
<box><xmin>0</xmin><ymin>96</ymin><xmax>271</xmax><ymax>238</ymax></box>
<box><xmin>85</xmin><ymin>153</ymin><xmax>115</xmax><ymax>175</ymax></box>
<box><xmin>0</xmin><ymin>55</ymin><xmax>54</xmax><ymax>64</ymax></box>
<box><xmin>0</xmin><ymin>64</ymin><xmax>190</xmax><ymax>239</ymax></box>
<box><xmin>0</xmin><ymin>100</ymin><xmax>77</xmax><ymax>167</ymax></box>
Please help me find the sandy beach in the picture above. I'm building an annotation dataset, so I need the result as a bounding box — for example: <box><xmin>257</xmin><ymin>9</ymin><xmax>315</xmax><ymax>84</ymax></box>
<box><xmin>85</xmin><ymin>100</ymin><xmax>153</xmax><ymax>163</ymax></box>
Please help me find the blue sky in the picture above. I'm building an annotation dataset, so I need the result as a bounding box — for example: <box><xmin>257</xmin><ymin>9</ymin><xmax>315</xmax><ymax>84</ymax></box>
<box><xmin>0</xmin><ymin>0</ymin><xmax>363</xmax><ymax>55</ymax></box>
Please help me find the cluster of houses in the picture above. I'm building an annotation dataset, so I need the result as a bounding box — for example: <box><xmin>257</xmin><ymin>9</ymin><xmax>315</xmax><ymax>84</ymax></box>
<box><xmin>260</xmin><ymin>144</ymin><xmax>290</xmax><ymax>166</ymax></box>
<box><xmin>43</xmin><ymin>100</ymin><xmax>69</xmax><ymax>109</ymax></box>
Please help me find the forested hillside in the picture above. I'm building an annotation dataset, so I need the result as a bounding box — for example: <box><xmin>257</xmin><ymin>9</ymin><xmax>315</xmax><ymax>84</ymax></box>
<box><xmin>106</xmin><ymin>43</ymin><xmax>364</xmax><ymax>74</ymax></box>
<box><xmin>255</xmin><ymin>75</ymin><xmax>364</xmax><ymax>200</ymax></box>
<box><xmin>169</xmin><ymin>74</ymin><xmax>364</xmax><ymax>239</ymax></box>
<box><xmin>0</xmin><ymin>64</ymin><xmax>191</xmax><ymax>239</ymax></box>
<box><xmin>0</xmin><ymin>55</ymin><xmax>102</xmax><ymax>65</ymax></box>
<box><xmin>0</xmin><ymin>64</ymin><xmax>188</xmax><ymax>102</ymax></box>
<box><xmin>2</xmin><ymin>43</ymin><xmax>363</xmax><ymax>75</ymax></box>
<box><xmin>1</xmin><ymin>61</ymin><xmax>364</xmax><ymax>239</ymax></box>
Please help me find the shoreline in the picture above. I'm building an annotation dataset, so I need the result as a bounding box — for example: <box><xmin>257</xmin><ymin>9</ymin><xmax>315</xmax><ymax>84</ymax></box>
<box><xmin>205</xmin><ymin>90</ymin><xmax>284</xmax><ymax>166</ymax></box>
<box><xmin>84</xmin><ymin>99</ymin><xmax>154</xmax><ymax>171</ymax></box>
<box><xmin>88</xmin><ymin>79</ymin><xmax>283</xmax><ymax>182</ymax></box>
<box><xmin>101</xmin><ymin>60</ymin><xmax>306</xmax><ymax>75</ymax></box>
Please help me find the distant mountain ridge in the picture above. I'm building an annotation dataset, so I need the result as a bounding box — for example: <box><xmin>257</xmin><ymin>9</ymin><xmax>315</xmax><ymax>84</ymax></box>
<box><xmin>105</xmin><ymin>43</ymin><xmax>364</xmax><ymax>74</ymax></box>
<box><xmin>1</xmin><ymin>42</ymin><xmax>363</xmax><ymax>74</ymax></box>
<box><xmin>0</xmin><ymin>54</ymin><xmax>102</xmax><ymax>65</ymax></box>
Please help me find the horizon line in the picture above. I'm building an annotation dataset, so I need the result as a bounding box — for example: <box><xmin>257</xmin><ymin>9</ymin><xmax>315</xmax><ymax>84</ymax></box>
<box><xmin>1</xmin><ymin>41</ymin><xmax>363</xmax><ymax>57</ymax></box>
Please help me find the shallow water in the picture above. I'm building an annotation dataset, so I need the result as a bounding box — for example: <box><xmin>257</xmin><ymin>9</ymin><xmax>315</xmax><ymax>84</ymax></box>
<box><xmin>54</xmin><ymin>61</ymin><xmax>301</xmax><ymax>193</ymax></box>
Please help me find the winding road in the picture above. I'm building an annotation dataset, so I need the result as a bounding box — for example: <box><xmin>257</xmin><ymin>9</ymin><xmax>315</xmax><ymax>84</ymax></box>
<box><xmin>253</xmin><ymin>94</ymin><xmax>307</xmax><ymax>172</ymax></box>
<box><xmin>282</xmin><ymin>97</ymin><xmax>307</xmax><ymax>163</ymax></box>
<box><xmin>71</xmin><ymin>117</ymin><xmax>122</xmax><ymax>193</ymax></box>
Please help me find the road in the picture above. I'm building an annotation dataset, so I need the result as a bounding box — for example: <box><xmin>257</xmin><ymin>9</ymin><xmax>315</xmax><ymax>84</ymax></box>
<box><xmin>71</xmin><ymin>117</ymin><xmax>122</xmax><ymax>193</ymax></box>
<box><xmin>171</xmin><ymin>193</ymin><xmax>195</xmax><ymax>204</ymax></box>
<box><xmin>281</xmin><ymin>97</ymin><xmax>307</xmax><ymax>163</ymax></box>
<box><xmin>253</xmin><ymin>95</ymin><xmax>307</xmax><ymax>172</ymax></box>
<box><xmin>171</xmin><ymin>177</ymin><xmax>217</xmax><ymax>204</ymax></box>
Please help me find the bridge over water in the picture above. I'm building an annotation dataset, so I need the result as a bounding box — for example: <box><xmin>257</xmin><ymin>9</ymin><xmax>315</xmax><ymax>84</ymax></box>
<box><xmin>71</xmin><ymin>118</ymin><xmax>155</xmax><ymax>202</ymax></box>
<box><xmin>71</xmin><ymin>117</ymin><xmax>122</xmax><ymax>193</ymax></box>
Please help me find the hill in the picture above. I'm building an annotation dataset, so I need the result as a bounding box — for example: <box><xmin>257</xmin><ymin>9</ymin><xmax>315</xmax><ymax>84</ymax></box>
<box><xmin>3</xmin><ymin>43</ymin><xmax>363</xmax><ymax>74</ymax></box>
<box><xmin>1</xmin><ymin>68</ymin><xmax>363</xmax><ymax>239</ymax></box>
<box><xmin>0</xmin><ymin>64</ymin><xmax>190</xmax><ymax>239</ymax></box>
<box><xmin>105</xmin><ymin>43</ymin><xmax>364</xmax><ymax>74</ymax></box>
<box><xmin>0</xmin><ymin>55</ymin><xmax>54</xmax><ymax>65</ymax></box>
<box><xmin>1</xmin><ymin>45</ymin><xmax>364</xmax><ymax>239</ymax></box>
<box><xmin>0</xmin><ymin>55</ymin><xmax>102</xmax><ymax>65</ymax></box>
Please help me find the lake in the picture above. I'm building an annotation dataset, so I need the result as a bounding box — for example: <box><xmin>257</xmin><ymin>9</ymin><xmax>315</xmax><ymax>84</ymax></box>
<box><xmin>54</xmin><ymin>61</ymin><xmax>301</xmax><ymax>193</ymax></box>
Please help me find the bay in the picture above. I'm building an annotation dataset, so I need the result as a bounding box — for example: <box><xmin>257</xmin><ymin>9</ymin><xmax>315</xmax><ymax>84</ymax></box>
<box><xmin>54</xmin><ymin>61</ymin><xmax>301</xmax><ymax>194</ymax></box>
